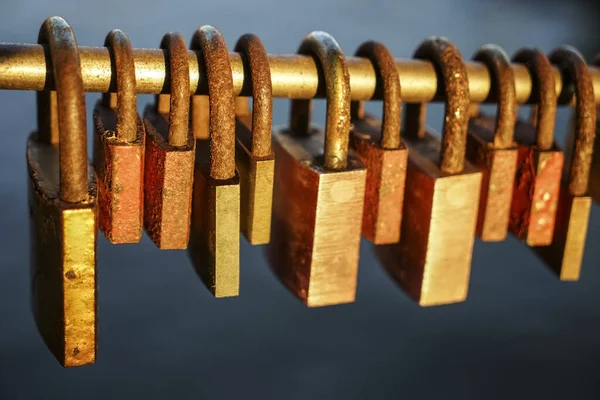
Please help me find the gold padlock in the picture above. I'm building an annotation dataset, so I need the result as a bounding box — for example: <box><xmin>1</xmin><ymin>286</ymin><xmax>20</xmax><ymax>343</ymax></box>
<box><xmin>266</xmin><ymin>31</ymin><xmax>367</xmax><ymax>307</ymax></box>
<box><xmin>349</xmin><ymin>41</ymin><xmax>407</xmax><ymax>245</ymax></box>
<box><xmin>28</xmin><ymin>16</ymin><xmax>97</xmax><ymax>367</ymax></box>
<box><xmin>233</xmin><ymin>34</ymin><xmax>275</xmax><ymax>245</ymax></box>
<box><xmin>375</xmin><ymin>37</ymin><xmax>482</xmax><ymax>307</ymax></box>
<box><xmin>534</xmin><ymin>47</ymin><xmax>595</xmax><ymax>280</ymax></box>
<box><xmin>143</xmin><ymin>32</ymin><xmax>195</xmax><ymax>249</ymax></box>
<box><xmin>188</xmin><ymin>26</ymin><xmax>240</xmax><ymax>298</ymax></box>
<box><xmin>465</xmin><ymin>44</ymin><xmax>518</xmax><ymax>241</ymax></box>
<box><xmin>509</xmin><ymin>48</ymin><xmax>563</xmax><ymax>246</ymax></box>
<box><xmin>93</xmin><ymin>29</ymin><xmax>145</xmax><ymax>244</ymax></box>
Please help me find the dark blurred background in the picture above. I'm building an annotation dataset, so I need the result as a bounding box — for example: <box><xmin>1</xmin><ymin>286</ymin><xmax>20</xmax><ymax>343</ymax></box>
<box><xmin>1</xmin><ymin>1</ymin><xmax>600</xmax><ymax>399</ymax></box>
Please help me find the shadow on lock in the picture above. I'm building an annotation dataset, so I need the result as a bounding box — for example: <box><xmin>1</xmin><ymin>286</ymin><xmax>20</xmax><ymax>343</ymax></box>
<box><xmin>509</xmin><ymin>49</ymin><xmax>563</xmax><ymax>246</ymax></box>
<box><xmin>143</xmin><ymin>32</ymin><xmax>195</xmax><ymax>250</ymax></box>
<box><xmin>535</xmin><ymin>47</ymin><xmax>595</xmax><ymax>280</ymax></box>
<box><xmin>28</xmin><ymin>17</ymin><xmax>98</xmax><ymax>367</ymax></box>
<box><xmin>93</xmin><ymin>29</ymin><xmax>145</xmax><ymax>244</ymax></box>
<box><xmin>349</xmin><ymin>41</ymin><xmax>407</xmax><ymax>245</ymax></box>
<box><xmin>188</xmin><ymin>26</ymin><xmax>240</xmax><ymax>298</ymax></box>
<box><xmin>375</xmin><ymin>37</ymin><xmax>482</xmax><ymax>307</ymax></box>
<box><xmin>266</xmin><ymin>31</ymin><xmax>367</xmax><ymax>307</ymax></box>
<box><xmin>465</xmin><ymin>45</ymin><xmax>518</xmax><ymax>242</ymax></box>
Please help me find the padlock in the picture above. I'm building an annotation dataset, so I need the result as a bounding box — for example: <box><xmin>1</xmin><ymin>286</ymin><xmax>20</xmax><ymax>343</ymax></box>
<box><xmin>349</xmin><ymin>41</ymin><xmax>407</xmax><ymax>245</ymax></box>
<box><xmin>28</xmin><ymin>16</ymin><xmax>97</xmax><ymax>367</ymax></box>
<box><xmin>586</xmin><ymin>56</ymin><xmax>600</xmax><ymax>202</ymax></box>
<box><xmin>534</xmin><ymin>47</ymin><xmax>595</xmax><ymax>280</ymax></box>
<box><xmin>188</xmin><ymin>26</ymin><xmax>240</xmax><ymax>298</ymax></box>
<box><xmin>233</xmin><ymin>34</ymin><xmax>275</xmax><ymax>245</ymax></box>
<box><xmin>266</xmin><ymin>31</ymin><xmax>367</xmax><ymax>307</ymax></box>
<box><xmin>143</xmin><ymin>32</ymin><xmax>195</xmax><ymax>249</ymax></box>
<box><xmin>509</xmin><ymin>48</ymin><xmax>563</xmax><ymax>246</ymax></box>
<box><xmin>465</xmin><ymin>44</ymin><xmax>518</xmax><ymax>241</ymax></box>
<box><xmin>375</xmin><ymin>37</ymin><xmax>482</xmax><ymax>307</ymax></box>
<box><xmin>93</xmin><ymin>29</ymin><xmax>145</xmax><ymax>244</ymax></box>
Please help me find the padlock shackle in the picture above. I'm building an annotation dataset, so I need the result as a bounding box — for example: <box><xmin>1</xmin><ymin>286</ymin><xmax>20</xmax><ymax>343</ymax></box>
<box><xmin>512</xmin><ymin>48</ymin><xmax>557</xmax><ymax>151</ymax></box>
<box><xmin>102</xmin><ymin>29</ymin><xmax>137</xmax><ymax>143</ymax></box>
<box><xmin>351</xmin><ymin>41</ymin><xmax>402</xmax><ymax>150</ymax></box>
<box><xmin>38</xmin><ymin>16</ymin><xmax>88</xmax><ymax>203</ymax></box>
<box><xmin>191</xmin><ymin>26</ymin><xmax>236</xmax><ymax>181</ymax></box>
<box><xmin>158</xmin><ymin>32</ymin><xmax>190</xmax><ymax>148</ymax></box>
<box><xmin>549</xmin><ymin>47</ymin><xmax>596</xmax><ymax>197</ymax></box>
<box><xmin>404</xmin><ymin>37</ymin><xmax>470</xmax><ymax>175</ymax></box>
<box><xmin>290</xmin><ymin>31</ymin><xmax>351</xmax><ymax>171</ymax></box>
<box><xmin>472</xmin><ymin>45</ymin><xmax>517</xmax><ymax>149</ymax></box>
<box><xmin>234</xmin><ymin>34</ymin><xmax>272</xmax><ymax>158</ymax></box>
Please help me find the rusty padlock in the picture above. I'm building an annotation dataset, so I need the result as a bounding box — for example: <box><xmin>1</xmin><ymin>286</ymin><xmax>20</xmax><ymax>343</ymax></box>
<box><xmin>188</xmin><ymin>26</ymin><xmax>240</xmax><ymax>298</ymax></box>
<box><xmin>534</xmin><ymin>47</ymin><xmax>595</xmax><ymax>280</ymax></box>
<box><xmin>93</xmin><ymin>29</ymin><xmax>145</xmax><ymax>244</ymax></box>
<box><xmin>375</xmin><ymin>37</ymin><xmax>482</xmax><ymax>307</ymax></box>
<box><xmin>233</xmin><ymin>34</ymin><xmax>275</xmax><ymax>245</ymax></box>
<box><xmin>143</xmin><ymin>32</ymin><xmax>195</xmax><ymax>249</ymax></box>
<box><xmin>28</xmin><ymin>17</ymin><xmax>97</xmax><ymax>367</ymax></box>
<box><xmin>509</xmin><ymin>48</ymin><xmax>563</xmax><ymax>246</ymax></box>
<box><xmin>465</xmin><ymin>44</ymin><xmax>518</xmax><ymax>241</ymax></box>
<box><xmin>349</xmin><ymin>41</ymin><xmax>407</xmax><ymax>245</ymax></box>
<box><xmin>266</xmin><ymin>31</ymin><xmax>366</xmax><ymax>307</ymax></box>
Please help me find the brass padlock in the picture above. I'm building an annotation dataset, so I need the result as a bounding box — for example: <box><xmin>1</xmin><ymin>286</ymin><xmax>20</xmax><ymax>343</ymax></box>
<box><xmin>266</xmin><ymin>31</ymin><xmax>366</xmax><ymax>307</ymax></box>
<box><xmin>375</xmin><ymin>37</ymin><xmax>482</xmax><ymax>307</ymax></box>
<box><xmin>233</xmin><ymin>34</ymin><xmax>275</xmax><ymax>245</ymax></box>
<box><xmin>93</xmin><ymin>29</ymin><xmax>145</xmax><ymax>244</ymax></box>
<box><xmin>509</xmin><ymin>48</ymin><xmax>563</xmax><ymax>246</ymax></box>
<box><xmin>586</xmin><ymin>55</ymin><xmax>600</xmax><ymax>202</ymax></box>
<box><xmin>188</xmin><ymin>26</ymin><xmax>240</xmax><ymax>298</ymax></box>
<box><xmin>465</xmin><ymin>44</ymin><xmax>518</xmax><ymax>241</ymax></box>
<box><xmin>534</xmin><ymin>47</ymin><xmax>595</xmax><ymax>280</ymax></box>
<box><xmin>349</xmin><ymin>41</ymin><xmax>407</xmax><ymax>245</ymax></box>
<box><xmin>143</xmin><ymin>32</ymin><xmax>195</xmax><ymax>249</ymax></box>
<box><xmin>28</xmin><ymin>16</ymin><xmax>97</xmax><ymax>367</ymax></box>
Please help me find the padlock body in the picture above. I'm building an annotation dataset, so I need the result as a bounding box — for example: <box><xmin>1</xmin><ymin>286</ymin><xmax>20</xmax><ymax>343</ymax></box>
<box><xmin>534</xmin><ymin>184</ymin><xmax>591</xmax><ymax>281</ymax></box>
<box><xmin>27</xmin><ymin>133</ymin><xmax>98</xmax><ymax>367</ymax></box>
<box><xmin>510</xmin><ymin>120</ymin><xmax>563</xmax><ymax>246</ymax></box>
<box><xmin>375</xmin><ymin>129</ymin><xmax>482</xmax><ymax>306</ymax></box>
<box><xmin>93</xmin><ymin>101</ymin><xmax>145</xmax><ymax>244</ymax></box>
<box><xmin>143</xmin><ymin>106</ymin><xmax>195</xmax><ymax>249</ymax></box>
<box><xmin>267</xmin><ymin>127</ymin><xmax>366</xmax><ymax>307</ymax></box>
<box><xmin>235</xmin><ymin>114</ymin><xmax>275</xmax><ymax>245</ymax></box>
<box><xmin>188</xmin><ymin>140</ymin><xmax>240</xmax><ymax>297</ymax></box>
<box><xmin>350</xmin><ymin>113</ymin><xmax>407</xmax><ymax>244</ymax></box>
<box><xmin>466</xmin><ymin>113</ymin><xmax>518</xmax><ymax>241</ymax></box>
<box><xmin>585</xmin><ymin>113</ymin><xmax>600</xmax><ymax>202</ymax></box>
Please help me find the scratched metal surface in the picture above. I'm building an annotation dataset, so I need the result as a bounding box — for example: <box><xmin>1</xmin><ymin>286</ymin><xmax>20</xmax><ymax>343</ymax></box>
<box><xmin>1</xmin><ymin>1</ymin><xmax>600</xmax><ymax>399</ymax></box>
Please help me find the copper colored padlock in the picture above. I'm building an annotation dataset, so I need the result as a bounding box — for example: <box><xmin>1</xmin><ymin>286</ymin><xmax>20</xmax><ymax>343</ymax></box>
<box><xmin>465</xmin><ymin>45</ymin><xmax>518</xmax><ymax>241</ymax></box>
<box><xmin>375</xmin><ymin>37</ymin><xmax>482</xmax><ymax>307</ymax></box>
<box><xmin>28</xmin><ymin>17</ymin><xmax>97</xmax><ymax>367</ymax></box>
<box><xmin>143</xmin><ymin>32</ymin><xmax>195</xmax><ymax>249</ymax></box>
<box><xmin>509</xmin><ymin>48</ymin><xmax>563</xmax><ymax>246</ymax></box>
<box><xmin>188</xmin><ymin>26</ymin><xmax>240</xmax><ymax>298</ymax></box>
<box><xmin>266</xmin><ymin>31</ymin><xmax>367</xmax><ymax>307</ymax></box>
<box><xmin>534</xmin><ymin>47</ymin><xmax>595</xmax><ymax>280</ymax></box>
<box><xmin>93</xmin><ymin>29</ymin><xmax>145</xmax><ymax>244</ymax></box>
<box><xmin>233</xmin><ymin>34</ymin><xmax>275</xmax><ymax>245</ymax></box>
<box><xmin>349</xmin><ymin>41</ymin><xmax>407</xmax><ymax>245</ymax></box>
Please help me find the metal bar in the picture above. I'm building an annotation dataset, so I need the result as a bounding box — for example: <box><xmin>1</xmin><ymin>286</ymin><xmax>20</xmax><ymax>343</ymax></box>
<box><xmin>1</xmin><ymin>43</ymin><xmax>600</xmax><ymax>104</ymax></box>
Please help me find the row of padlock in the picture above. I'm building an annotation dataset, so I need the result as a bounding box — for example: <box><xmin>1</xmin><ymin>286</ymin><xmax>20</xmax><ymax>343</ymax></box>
<box><xmin>27</xmin><ymin>17</ymin><xmax>597</xmax><ymax>367</ymax></box>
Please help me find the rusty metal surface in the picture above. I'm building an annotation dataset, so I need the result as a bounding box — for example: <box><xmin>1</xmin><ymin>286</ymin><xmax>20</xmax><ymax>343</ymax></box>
<box><xmin>466</xmin><ymin>45</ymin><xmax>518</xmax><ymax>241</ymax></box>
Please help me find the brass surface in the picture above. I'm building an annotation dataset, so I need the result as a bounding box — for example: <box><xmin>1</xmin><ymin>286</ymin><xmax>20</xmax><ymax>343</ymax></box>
<box><xmin>188</xmin><ymin>26</ymin><xmax>240</xmax><ymax>296</ymax></box>
<box><xmin>143</xmin><ymin>32</ymin><xmax>195</xmax><ymax>249</ymax></box>
<box><xmin>267</xmin><ymin>128</ymin><xmax>366</xmax><ymax>307</ymax></box>
<box><xmin>28</xmin><ymin>138</ymin><xmax>97</xmax><ymax>367</ymax></box>
<box><xmin>350</xmin><ymin>41</ymin><xmax>406</xmax><ymax>244</ymax></box>
<box><xmin>16</xmin><ymin>43</ymin><xmax>600</xmax><ymax>105</ymax></box>
<box><xmin>465</xmin><ymin>45</ymin><xmax>518</xmax><ymax>241</ymax></box>
<box><xmin>93</xmin><ymin>30</ymin><xmax>144</xmax><ymax>244</ymax></box>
